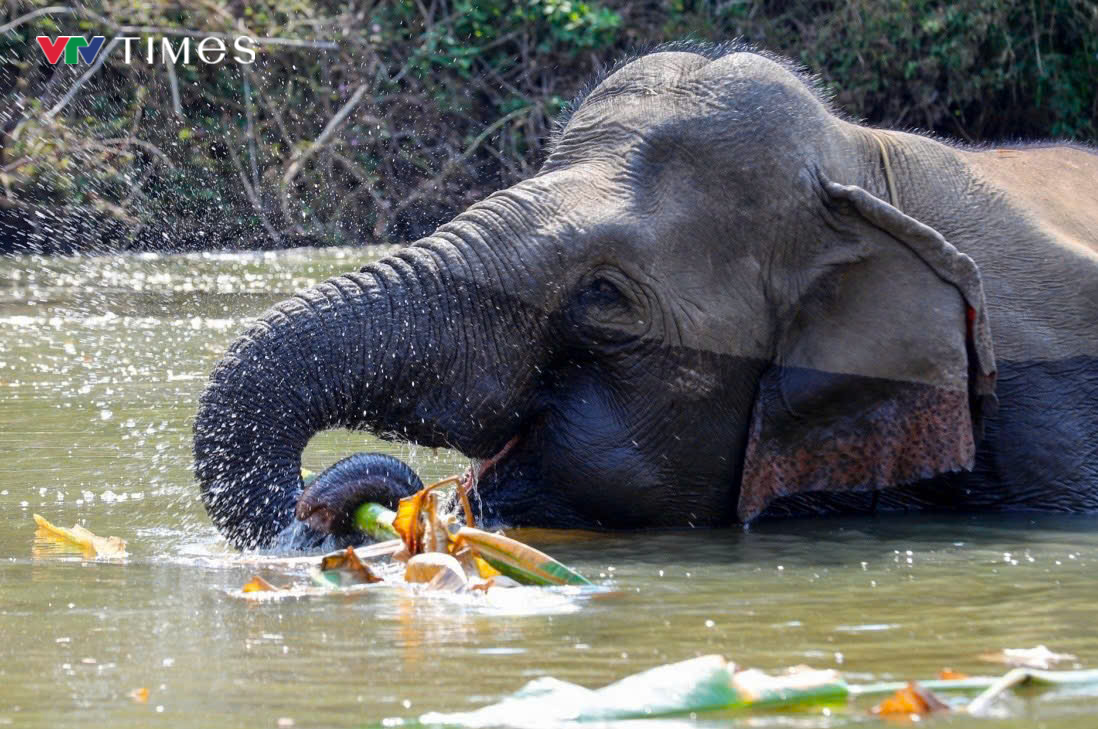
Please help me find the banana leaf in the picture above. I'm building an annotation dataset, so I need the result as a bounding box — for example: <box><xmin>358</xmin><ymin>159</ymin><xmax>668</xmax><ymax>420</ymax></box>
<box><xmin>453</xmin><ymin>526</ymin><xmax>592</xmax><ymax>586</ymax></box>
<box><xmin>415</xmin><ymin>656</ymin><xmax>844</xmax><ymax>726</ymax></box>
<box><xmin>400</xmin><ymin>658</ymin><xmax>1098</xmax><ymax>727</ymax></box>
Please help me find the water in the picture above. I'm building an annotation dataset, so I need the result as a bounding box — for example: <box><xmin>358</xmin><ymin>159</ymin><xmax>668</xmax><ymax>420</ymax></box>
<box><xmin>2</xmin><ymin>249</ymin><xmax>1096</xmax><ymax>728</ymax></box>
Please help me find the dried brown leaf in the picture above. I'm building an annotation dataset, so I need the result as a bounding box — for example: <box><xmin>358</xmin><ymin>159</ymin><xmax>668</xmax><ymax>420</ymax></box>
<box><xmin>937</xmin><ymin>668</ymin><xmax>969</xmax><ymax>680</ymax></box>
<box><xmin>319</xmin><ymin>547</ymin><xmax>383</xmax><ymax>585</ymax></box>
<box><xmin>871</xmin><ymin>681</ymin><xmax>950</xmax><ymax>716</ymax></box>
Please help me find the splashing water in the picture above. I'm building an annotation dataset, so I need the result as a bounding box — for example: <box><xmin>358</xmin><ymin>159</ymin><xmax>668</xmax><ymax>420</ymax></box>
<box><xmin>3</xmin><ymin>251</ymin><xmax>1098</xmax><ymax>728</ymax></box>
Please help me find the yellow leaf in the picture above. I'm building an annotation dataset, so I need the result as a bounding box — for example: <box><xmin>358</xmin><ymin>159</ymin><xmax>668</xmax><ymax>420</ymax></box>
<box><xmin>242</xmin><ymin>575</ymin><xmax>281</xmax><ymax>593</ymax></box>
<box><xmin>391</xmin><ymin>476</ymin><xmax>464</xmax><ymax>556</ymax></box>
<box><xmin>473</xmin><ymin>555</ymin><xmax>501</xmax><ymax>579</ymax></box>
<box><xmin>33</xmin><ymin>514</ymin><xmax>127</xmax><ymax>559</ymax></box>
<box><xmin>392</xmin><ymin>491</ymin><xmax>427</xmax><ymax>554</ymax></box>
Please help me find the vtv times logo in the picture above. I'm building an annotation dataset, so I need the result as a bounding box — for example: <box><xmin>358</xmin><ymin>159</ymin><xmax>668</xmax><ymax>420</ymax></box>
<box><xmin>36</xmin><ymin>36</ymin><xmax>104</xmax><ymax>64</ymax></box>
<box><xmin>35</xmin><ymin>35</ymin><xmax>257</xmax><ymax>65</ymax></box>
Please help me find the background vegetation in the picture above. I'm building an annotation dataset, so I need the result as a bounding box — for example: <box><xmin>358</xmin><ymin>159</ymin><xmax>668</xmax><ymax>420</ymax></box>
<box><xmin>1</xmin><ymin>0</ymin><xmax>1095</xmax><ymax>253</ymax></box>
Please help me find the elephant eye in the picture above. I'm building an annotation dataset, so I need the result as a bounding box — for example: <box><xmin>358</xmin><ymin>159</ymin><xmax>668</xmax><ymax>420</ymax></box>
<box><xmin>579</xmin><ymin>277</ymin><xmax>625</xmax><ymax>309</ymax></box>
<box><xmin>562</xmin><ymin>272</ymin><xmax>645</xmax><ymax>346</ymax></box>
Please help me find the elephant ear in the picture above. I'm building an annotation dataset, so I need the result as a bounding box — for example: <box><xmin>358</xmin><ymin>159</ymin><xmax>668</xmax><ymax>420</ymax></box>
<box><xmin>737</xmin><ymin>181</ymin><xmax>997</xmax><ymax>521</ymax></box>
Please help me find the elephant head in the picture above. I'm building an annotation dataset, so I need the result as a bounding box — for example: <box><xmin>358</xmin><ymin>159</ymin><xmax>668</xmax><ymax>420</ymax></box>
<box><xmin>194</xmin><ymin>42</ymin><xmax>996</xmax><ymax>549</ymax></box>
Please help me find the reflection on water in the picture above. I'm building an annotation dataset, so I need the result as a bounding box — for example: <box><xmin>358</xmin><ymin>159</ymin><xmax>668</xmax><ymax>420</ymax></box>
<box><xmin>1</xmin><ymin>250</ymin><xmax>1096</xmax><ymax>728</ymax></box>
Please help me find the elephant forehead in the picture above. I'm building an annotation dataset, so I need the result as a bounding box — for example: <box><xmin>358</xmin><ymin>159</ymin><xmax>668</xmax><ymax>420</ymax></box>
<box><xmin>563</xmin><ymin>50</ymin><xmax>822</xmax><ymax>140</ymax></box>
<box><xmin>580</xmin><ymin>52</ymin><xmax>711</xmax><ymax>108</ymax></box>
<box><xmin>553</xmin><ymin>56</ymin><xmax>731</xmax><ymax>160</ymax></box>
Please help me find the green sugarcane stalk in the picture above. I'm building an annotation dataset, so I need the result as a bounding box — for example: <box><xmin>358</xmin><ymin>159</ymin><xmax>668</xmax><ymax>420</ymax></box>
<box><xmin>353</xmin><ymin>502</ymin><xmax>400</xmax><ymax>542</ymax></box>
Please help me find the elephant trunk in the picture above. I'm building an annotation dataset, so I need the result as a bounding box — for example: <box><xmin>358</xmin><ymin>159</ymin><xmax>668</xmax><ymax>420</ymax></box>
<box><xmin>193</xmin><ymin>249</ymin><xmax>479</xmax><ymax>549</ymax></box>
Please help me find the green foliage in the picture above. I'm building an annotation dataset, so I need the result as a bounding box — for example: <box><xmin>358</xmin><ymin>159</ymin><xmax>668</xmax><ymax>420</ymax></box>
<box><xmin>0</xmin><ymin>0</ymin><xmax>1093</xmax><ymax>252</ymax></box>
<box><xmin>657</xmin><ymin>0</ymin><xmax>1097</xmax><ymax>142</ymax></box>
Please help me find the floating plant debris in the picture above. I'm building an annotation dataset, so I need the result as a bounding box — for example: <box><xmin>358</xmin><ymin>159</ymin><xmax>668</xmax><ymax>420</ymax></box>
<box><xmin>32</xmin><ymin>513</ymin><xmax>127</xmax><ymax>559</ymax></box>
<box><xmin>320</xmin><ymin>478</ymin><xmax>590</xmax><ymax>590</ymax></box>
<box><xmin>870</xmin><ymin>681</ymin><xmax>950</xmax><ymax>716</ymax></box>
<box><xmin>233</xmin><ymin>472</ymin><xmax>591</xmax><ymax>598</ymax></box>
<box><xmin>241</xmin><ymin>575</ymin><xmax>284</xmax><ymax>593</ymax></box>
<box><xmin>979</xmin><ymin>644</ymin><xmax>1078</xmax><ymax>669</ymax></box>
<box><xmin>353</xmin><ymin>475</ymin><xmax>591</xmax><ymax>587</ymax></box>
<box><xmin>312</xmin><ymin>547</ymin><xmax>385</xmax><ymax>588</ymax></box>
<box><xmin>398</xmin><ymin>653</ymin><xmax>1098</xmax><ymax>726</ymax></box>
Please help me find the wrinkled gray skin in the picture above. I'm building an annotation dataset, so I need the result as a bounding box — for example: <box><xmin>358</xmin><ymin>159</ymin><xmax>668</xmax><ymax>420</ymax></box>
<box><xmin>194</xmin><ymin>42</ymin><xmax>1098</xmax><ymax>550</ymax></box>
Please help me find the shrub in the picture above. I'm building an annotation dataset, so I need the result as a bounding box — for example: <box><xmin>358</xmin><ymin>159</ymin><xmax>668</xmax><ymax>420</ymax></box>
<box><xmin>0</xmin><ymin>0</ymin><xmax>1093</xmax><ymax>253</ymax></box>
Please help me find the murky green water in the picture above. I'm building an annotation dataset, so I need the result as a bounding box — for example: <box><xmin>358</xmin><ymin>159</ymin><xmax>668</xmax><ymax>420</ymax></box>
<box><xmin>2</xmin><ymin>249</ymin><xmax>1096</xmax><ymax>728</ymax></box>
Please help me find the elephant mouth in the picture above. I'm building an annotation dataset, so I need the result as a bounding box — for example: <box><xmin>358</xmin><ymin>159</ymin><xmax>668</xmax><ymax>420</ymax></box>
<box><xmin>457</xmin><ymin>430</ymin><xmax>536</xmax><ymax>528</ymax></box>
<box><xmin>467</xmin><ymin>434</ymin><xmax>521</xmax><ymax>489</ymax></box>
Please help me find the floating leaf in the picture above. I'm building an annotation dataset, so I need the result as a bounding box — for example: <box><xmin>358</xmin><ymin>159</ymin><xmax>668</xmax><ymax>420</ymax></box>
<box><xmin>980</xmin><ymin>645</ymin><xmax>1077</xmax><ymax>670</ymax></box>
<box><xmin>316</xmin><ymin>547</ymin><xmax>384</xmax><ymax>588</ymax></box>
<box><xmin>242</xmin><ymin>575</ymin><xmax>282</xmax><ymax>593</ymax></box>
<box><xmin>730</xmin><ymin>666</ymin><xmax>848</xmax><ymax>708</ymax></box>
<box><xmin>407</xmin><ymin>656</ymin><xmax>1098</xmax><ymax>727</ymax></box>
<box><xmin>871</xmin><ymin>681</ymin><xmax>950</xmax><ymax>716</ymax></box>
<box><xmin>33</xmin><ymin>514</ymin><xmax>127</xmax><ymax>559</ymax></box>
<box><xmin>405</xmin><ymin>553</ymin><xmax>467</xmax><ymax>592</ymax></box>
<box><xmin>937</xmin><ymin>668</ymin><xmax>969</xmax><ymax>680</ymax></box>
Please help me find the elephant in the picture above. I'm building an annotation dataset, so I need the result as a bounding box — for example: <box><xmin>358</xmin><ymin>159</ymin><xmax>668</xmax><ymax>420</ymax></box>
<box><xmin>193</xmin><ymin>41</ymin><xmax>1098</xmax><ymax>550</ymax></box>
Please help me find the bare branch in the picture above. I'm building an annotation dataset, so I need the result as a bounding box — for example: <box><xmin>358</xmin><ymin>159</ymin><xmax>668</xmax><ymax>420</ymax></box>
<box><xmin>227</xmin><ymin>137</ymin><xmax>283</xmax><ymax>246</ymax></box>
<box><xmin>242</xmin><ymin>71</ymin><xmax>260</xmax><ymax>192</ymax></box>
<box><xmin>165</xmin><ymin>61</ymin><xmax>183</xmax><ymax>118</ymax></box>
<box><xmin>0</xmin><ymin>4</ymin><xmax>70</xmax><ymax>34</ymax></box>
<box><xmin>45</xmin><ymin>37</ymin><xmax>121</xmax><ymax>120</ymax></box>
<box><xmin>280</xmin><ymin>82</ymin><xmax>372</xmax><ymax>230</ymax></box>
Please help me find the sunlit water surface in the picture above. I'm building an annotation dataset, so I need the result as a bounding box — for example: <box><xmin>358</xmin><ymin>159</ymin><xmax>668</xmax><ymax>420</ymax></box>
<box><xmin>2</xmin><ymin>249</ymin><xmax>1096</xmax><ymax>728</ymax></box>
